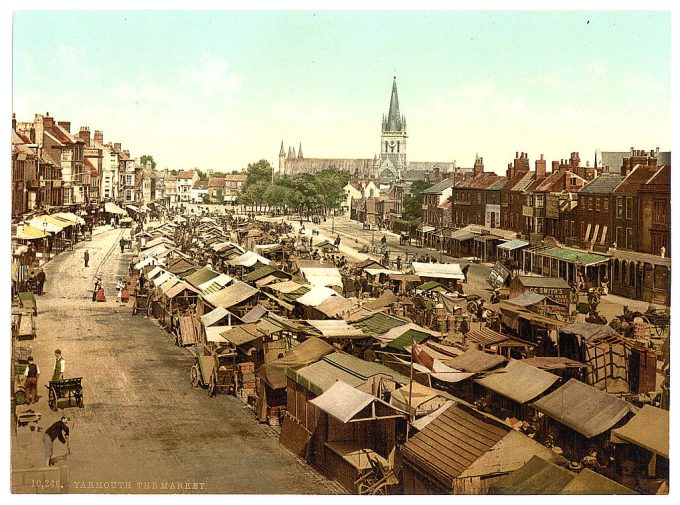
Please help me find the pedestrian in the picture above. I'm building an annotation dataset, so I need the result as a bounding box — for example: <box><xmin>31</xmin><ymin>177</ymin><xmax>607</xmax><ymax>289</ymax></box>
<box><xmin>84</xmin><ymin>250</ymin><xmax>90</xmax><ymax>268</ymax></box>
<box><xmin>23</xmin><ymin>356</ymin><xmax>40</xmax><ymax>404</ymax></box>
<box><xmin>110</xmin><ymin>216</ymin><xmax>116</xmax><ymax>228</ymax></box>
<box><xmin>121</xmin><ymin>280</ymin><xmax>130</xmax><ymax>303</ymax></box>
<box><xmin>96</xmin><ymin>281</ymin><xmax>107</xmax><ymax>302</ymax></box>
<box><xmin>43</xmin><ymin>416</ymin><xmax>70</xmax><ymax>467</ymax></box>
<box><xmin>462</xmin><ymin>264</ymin><xmax>470</xmax><ymax>283</ymax></box>
<box><xmin>119</xmin><ymin>238</ymin><xmax>125</xmax><ymax>253</ymax></box>
<box><xmin>116</xmin><ymin>278</ymin><xmax>124</xmax><ymax>303</ymax></box>
<box><xmin>92</xmin><ymin>277</ymin><xmax>99</xmax><ymax>302</ymax></box>
<box><xmin>396</xmin><ymin>256</ymin><xmax>402</xmax><ymax>271</ymax></box>
<box><xmin>35</xmin><ymin>268</ymin><xmax>46</xmax><ymax>295</ymax></box>
<box><xmin>52</xmin><ymin>349</ymin><xmax>65</xmax><ymax>381</ymax></box>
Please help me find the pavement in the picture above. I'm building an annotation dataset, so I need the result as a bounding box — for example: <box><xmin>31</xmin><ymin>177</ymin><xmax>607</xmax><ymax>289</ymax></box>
<box><xmin>11</xmin><ymin>225</ymin><xmax>343</xmax><ymax>494</ymax></box>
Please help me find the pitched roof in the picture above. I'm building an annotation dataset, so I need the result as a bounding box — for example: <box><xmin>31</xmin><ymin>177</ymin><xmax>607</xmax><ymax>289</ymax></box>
<box><xmin>610</xmin><ymin>405</ymin><xmax>669</xmax><ymax>458</ymax></box>
<box><xmin>422</xmin><ymin>177</ymin><xmax>456</xmax><ymax>194</ymax></box>
<box><xmin>474</xmin><ymin>359</ymin><xmax>560</xmax><ymax>404</ymax></box>
<box><xmin>177</xmin><ymin>170</ymin><xmax>196</xmax><ymax>179</ymax></box>
<box><xmin>613</xmin><ymin>164</ymin><xmax>660</xmax><ymax>195</ymax></box>
<box><xmin>192</xmin><ymin>180</ymin><xmax>209</xmax><ymax>189</ymax></box>
<box><xmin>531</xmin><ymin>379</ymin><xmax>634</xmax><ymax>438</ymax></box>
<box><xmin>207</xmin><ymin>177</ymin><xmax>225</xmax><ymax>188</ymax></box>
<box><xmin>502</xmin><ymin>170</ymin><xmax>534</xmax><ymax>191</ymax></box>
<box><xmin>578</xmin><ymin>173</ymin><xmax>625</xmax><ymax>194</ymax></box>
<box><xmin>203</xmin><ymin>280</ymin><xmax>259</xmax><ymax>308</ymax></box>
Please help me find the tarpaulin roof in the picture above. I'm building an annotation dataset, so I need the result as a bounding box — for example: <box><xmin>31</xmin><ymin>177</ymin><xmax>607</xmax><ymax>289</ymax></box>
<box><xmin>314</xmin><ymin>296</ymin><xmax>356</xmax><ymax>318</ymax></box>
<box><xmin>104</xmin><ymin>202</ymin><xmax>127</xmax><ymax>215</ymax></box>
<box><xmin>559</xmin><ymin>468</ymin><xmax>636</xmax><ymax>495</ymax></box>
<box><xmin>295</xmin><ymin>286</ymin><xmax>337</xmax><ymax>307</ymax></box>
<box><xmin>205</xmin><ymin>325</ymin><xmax>231</xmax><ymax>344</ymax></box>
<box><xmin>531</xmin><ymin>379</ymin><xmax>635</xmax><ymax>438</ymax></box>
<box><xmin>489</xmin><ymin>455</ymin><xmax>575</xmax><ymax>495</ymax></box>
<box><xmin>184</xmin><ymin>266</ymin><xmax>221</xmax><ymax>288</ymax></box>
<box><xmin>389</xmin><ymin>382</ymin><xmax>449</xmax><ymax>417</ymax></box>
<box><xmin>442</xmin><ymin>348</ymin><xmax>507</xmax><ymax>373</ymax></box>
<box><xmin>307</xmin><ymin>320</ymin><xmax>365</xmax><ymax>338</ymax></box>
<box><xmin>363</xmin><ymin>291</ymin><xmax>399</xmax><ymax>310</ymax></box>
<box><xmin>153</xmin><ymin>271</ymin><xmax>175</xmax><ymax>287</ymax></box>
<box><xmin>134</xmin><ymin>256</ymin><xmax>165</xmax><ymax>269</ymax></box>
<box><xmin>610</xmin><ymin>405</ymin><xmax>669</xmax><ymax>458</ymax></box>
<box><xmin>519</xmin><ymin>357</ymin><xmax>590</xmax><ymax>371</ymax></box>
<box><xmin>392</xmin><ymin>355</ymin><xmax>474</xmax><ymax>383</ymax></box>
<box><xmin>377</xmin><ymin>323</ymin><xmax>438</xmax><ymax>350</ymax></box>
<box><xmin>200</xmin><ymin>306</ymin><xmax>233</xmax><ymax>327</ymax></box>
<box><xmin>411</xmin><ymin>400</ymin><xmax>457</xmax><ymax>431</ymax></box>
<box><xmin>514</xmin><ymin>275</ymin><xmax>570</xmax><ymax>289</ymax></box>
<box><xmin>497</xmin><ymin>239</ymin><xmax>530</xmax><ymax>251</ymax></box>
<box><xmin>412</xmin><ymin>262</ymin><xmax>464</xmax><ymax>280</ymax></box>
<box><xmin>230</xmin><ymin>250</ymin><xmax>271</xmax><ymax>267</ymax></box>
<box><xmin>198</xmin><ymin>273</ymin><xmax>233</xmax><ymax>295</ymax></box>
<box><xmin>203</xmin><ymin>281</ymin><xmax>258</xmax><ymax>308</ymax></box>
<box><xmin>465</xmin><ymin>327</ymin><xmax>534</xmax><ymax>348</ymax></box>
<box><xmin>165</xmin><ymin>281</ymin><xmax>200</xmax><ymax>299</ymax></box>
<box><xmin>220</xmin><ymin>323</ymin><xmax>262</xmax><ymax>347</ymax></box>
<box><xmin>241</xmin><ymin>304</ymin><xmax>268</xmax><ymax>323</ymax></box>
<box><xmin>364</xmin><ymin>268</ymin><xmax>401</xmax><ymax>277</ymax></box>
<box><xmin>559</xmin><ymin>322</ymin><xmax>621</xmax><ymax>342</ymax></box>
<box><xmin>474</xmin><ymin>359</ymin><xmax>559</xmax><ymax>404</ymax></box>
<box><xmin>353</xmin><ymin>312</ymin><xmax>407</xmax><ymax>335</ymax></box>
<box><xmin>267</xmin><ymin>280</ymin><xmax>307</xmax><ymax>294</ymax></box>
<box><xmin>310</xmin><ymin>380</ymin><xmax>402</xmax><ymax>424</ymax></box>
<box><xmin>506</xmin><ymin>291</ymin><xmax>564</xmax><ymax>307</ymax></box>
<box><xmin>300</xmin><ymin>266</ymin><xmax>343</xmax><ymax>288</ymax></box>
<box><xmin>55</xmin><ymin>212</ymin><xmax>85</xmax><ymax>225</ymax></box>
<box><xmin>259</xmin><ymin>337</ymin><xmax>335</xmax><ymax>389</ymax></box>
<box><xmin>147</xmin><ymin>266</ymin><xmax>165</xmax><ymax>279</ymax></box>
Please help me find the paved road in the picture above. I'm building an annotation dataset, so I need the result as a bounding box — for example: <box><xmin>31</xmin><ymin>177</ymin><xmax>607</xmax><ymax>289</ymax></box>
<box><xmin>12</xmin><ymin>226</ymin><xmax>341</xmax><ymax>494</ymax></box>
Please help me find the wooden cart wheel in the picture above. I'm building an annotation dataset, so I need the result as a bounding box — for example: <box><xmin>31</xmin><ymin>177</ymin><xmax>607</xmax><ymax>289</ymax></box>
<box><xmin>75</xmin><ymin>388</ymin><xmax>84</xmax><ymax>408</ymax></box>
<box><xmin>48</xmin><ymin>387</ymin><xmax>58</xmax><ymax>411</ymax></box>
<box><xmin>208</xmin><ymin>373</ymin><xmax>217</xmax><ymax>397</ymax></box>
<box><xmin>467</xmin><ymin>301</ymin><xmax>478</xmax><ymax>314</ymax></box>
<box><xmin>14</xmin><ymin>388</ymin><xmax>26</xmax><ymax>406</ymax></box>
<box><xmin>190</xmin><ymin>365</ymin><xmax>201</xmax><ymax>387</ymax></box>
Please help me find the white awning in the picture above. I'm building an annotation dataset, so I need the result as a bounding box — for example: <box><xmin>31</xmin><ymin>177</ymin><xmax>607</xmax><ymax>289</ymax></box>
<box><xmin>105</xmin><ymin>202</ymin><xmax>127</xmax><ymax>215</ymax></box>
<box><xmin>412</xmin><ymin>262</ymin><xmax>464</xmax><ymax>280</ymax></box>
<box><xmin>309</xmin><ymin>381</ymin><xmax>377</xmax><ymax>424</ymax></box>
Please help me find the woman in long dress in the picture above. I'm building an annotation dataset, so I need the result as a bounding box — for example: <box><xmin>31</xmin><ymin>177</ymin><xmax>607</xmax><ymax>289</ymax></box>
<box><xmin>96</xmin><ymin>281</ymin><xmax>107</xmax><ymax>302</ymax></box>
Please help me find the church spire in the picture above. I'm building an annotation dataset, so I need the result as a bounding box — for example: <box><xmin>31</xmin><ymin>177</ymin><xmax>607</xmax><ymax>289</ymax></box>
<box><xmin>386</xmin><ymin>76</ymin><xmax>403</xmax><ymax>132</ymax></box>
<box><xmin>279</xmin><ymin>140</ymin><xmax>285</xmax><ymax>157</ymax></box>
<box><xmin>298</xmin><ymin>142</ymin><xmax>303</xmax><ymax>159</ymax></box>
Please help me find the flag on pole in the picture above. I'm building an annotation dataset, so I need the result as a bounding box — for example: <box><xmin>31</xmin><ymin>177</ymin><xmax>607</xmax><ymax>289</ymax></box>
<box><xmin>411</xmin><ymin>341</ymin><xmax>435</xmax><ymax>372</ymax></box>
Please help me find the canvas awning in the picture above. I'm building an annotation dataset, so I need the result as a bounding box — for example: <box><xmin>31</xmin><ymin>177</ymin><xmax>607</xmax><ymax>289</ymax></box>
<box><xmin>220</xmin><ymin>324</ymin><xmax>262</xmax><ymax>347</ymax></box>
<box><xmin>307</xmin><ymin>320</ymin><xmax>365</xmax><ymax>338</ymax></box>
<box><xmin>411</xmin><ymin>262</ymin><xmax>464</xmax><ymax>280</ymax></box>
<box><xmin>498</xmin><ymin>239</ymin><xmax>530</xmax><ymax>251</ymax></box>
<box><xmin>309</xmin><ymin>380</ymin><xmax>405</xmax><ymax>423</ymax></box>
<box><xmin>474</xmin><ymin>359</ymin><xmax>559</xmax><ymax>404</ymax></box>
<box><xmin>610</xmin><ymin>405</ymin><xmax>669</xmax><ymax>458</ymax></box>
<box><xmin>14</xmin><ymin>224</ymin><xmax>50</xmax><ymax>240</ymax></box>
<box><xmin>104</xmin><ymin>202</ymin><xmax>127</xmax><ymax>215</ymax></box>
<box><xmin>531</xmin><ymin>379</ymin><xmax>635</xmax><ymax>438</ymax></box>
<box><xmin>300</xmin><ymin>267</ymin><xmax>343</xmax><ymax>288</ymax></box>
<box><xmin>295</xmin><ymin>286</ymin><xmax>337</xmax><ymax>307</ymax></box>
<box><xmin>442</xmin><ymin>348</ymin><xmax>507</xmax><ymax>373</ymax></box>
<box><xmin>28</xmin><ymin>217</ymin><xmax>63</xmax><ymax>233</ymax></box>
<box><xmin>230</xmin><ymin>251</ymin><xmax>271</xmax><ymax>267</ymax></box>
<box><xmin>205</xmin><ymin>325</ymin><xmax>231</xmax><ymax>344</ymax></box>
<box><xmin>259</xmin><ymin>337</ymin><xmax>335</xmax><ymax>389</ymax></box>
<box><xmin>452</xmin><ymin>232</ymin><xmax>476</xmax><ymax>241</ymax></box>
<box><xmin>55</xmin><ymin>212</ymin><xmax>85</xmax><ymax>225</ymax></box>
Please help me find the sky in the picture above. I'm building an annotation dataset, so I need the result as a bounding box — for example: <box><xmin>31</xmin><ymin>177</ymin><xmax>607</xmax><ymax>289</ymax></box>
<box><xmin>11</xmin><ymin>7</ymin><xmax>673</xmax><ymax>175</ymax></box>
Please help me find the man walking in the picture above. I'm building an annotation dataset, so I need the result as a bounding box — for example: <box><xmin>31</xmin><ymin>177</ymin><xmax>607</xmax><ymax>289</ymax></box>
<box><xmin>43</xmin><ymin>417</ymin><xmax>70</xmax><ymax>467</ymax></box>
<box><xmin>35</xmin><ymin>268</ymin><xmax>46</xmax><ymax>295</ymax></box>
<box><xmin>119</xmin><ymin>238</ymin><xmax>125</xmax><ymax>253</ymax></box>
<box><xmin>84</xmin><ymin>250</ymin><xmax>90</xmax><ymax>267</ymax></box>
<box><xmin>52</xmin><ymin>349</ymin><xmax>65</xmax><ymax>381</ymax></box>
<box><xmin>23</xmin><ymin>356</ymin><xmax>40</xmax><ymax>404</ymax></box>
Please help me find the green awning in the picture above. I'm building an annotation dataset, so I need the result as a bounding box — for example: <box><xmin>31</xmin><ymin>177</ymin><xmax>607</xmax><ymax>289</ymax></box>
<box><xmin>537</xmin><ymin>247</ymin><xmax>608</xmax><ymax>267</ymax></box>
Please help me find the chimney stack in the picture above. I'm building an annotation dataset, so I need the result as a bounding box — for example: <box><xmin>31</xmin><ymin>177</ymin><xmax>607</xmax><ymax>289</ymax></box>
<box><xmin>114</xmin><ymin>142</ymin><xmax>122</xmax><ymax>151</ymax></box>
<box><xmin>42</xmin><ymin>113</ymin><xmax>54</xmax><ymax>129</ymax></box>
<box><xmin>473</xmin><ymin>153</ymin><xmax>484</xmax><ymax>176</ymax></box>
<box><xmin>78</xmin><ymin>126</ymin><xmax>91</xmax><ymax>146</ymax></box>
<box><xmin>94</xmin><ymin>130</ymin><xmax>104</xmax><ymax>145</ymax></box>
<box><xmin>535</xmin><ymin>154</ymin><xmax>546</xmax><ymax>178</ymax></box>
<box><xmin>552</xmin><ymin>160</ymin><xmax>560</xmax><ymax>173</ymax></box>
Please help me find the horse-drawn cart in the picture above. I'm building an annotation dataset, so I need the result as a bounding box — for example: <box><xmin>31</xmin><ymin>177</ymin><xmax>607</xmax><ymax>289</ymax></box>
<box><xmin>46</xmin><ymin>378</ymin><xmax>84</xmax><ymax>411</ymax></box>
<box><xmin>132</xmin><ymin>289</ymin><xmax>148</xmax><ymax>316</ymax></box>
<box><xmin>190</xmin><ymin>344</ymin><xmax>236</xmax><ymax>397</ymax></box>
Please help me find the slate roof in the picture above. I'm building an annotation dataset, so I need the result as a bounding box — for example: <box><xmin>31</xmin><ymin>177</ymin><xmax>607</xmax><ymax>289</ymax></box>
<box><xmin>502</xmin><ymin>170</ymin><xmax>534</xmax><ymax>191</ymax></box>
<box><xmin>613</xmin><ymin>165</ymin><xmax>660</xmax><ymax>195</ymax></box>
<box><xmin>422</xmin><ymin>177</ymin><xmax>456</xmax><ymax>194</ymax></box>
<box><xmin>578</xmin><ymin>173</ymin><xmax>625</xmax><ymax>194</ymax></box>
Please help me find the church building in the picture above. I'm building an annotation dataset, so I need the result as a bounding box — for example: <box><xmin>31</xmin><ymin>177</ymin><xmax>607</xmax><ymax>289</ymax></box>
<box><xmin>278</xmin><ymin>77</ymin><xmax>465</xmax><ymax>186</ymax></box>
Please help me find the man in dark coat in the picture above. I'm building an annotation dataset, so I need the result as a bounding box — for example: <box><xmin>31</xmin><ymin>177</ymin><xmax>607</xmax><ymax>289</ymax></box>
<box><xmin>35</xmin><ymin>268</ymin><xmax>46</xmax><ymax>295</ymax></box>
<box><xmin>84</xmin><ymin>250</ymin><xmax>90</xmax><ymax>267</ymax></box>
<box><xmin>43</xmin><ymin>417</ymin><xmax>70</xmax><ymax>466</ymax></box>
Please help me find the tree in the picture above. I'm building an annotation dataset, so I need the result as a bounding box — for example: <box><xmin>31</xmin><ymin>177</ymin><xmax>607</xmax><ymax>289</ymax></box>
<box><xmin>314</xmin><ymin>169</ymin><xmax>350</xmax><ymax>213</ymax></box>
<box><xmin>140</xmin><ymin>155</ymin><xmax>157</xmax><ymax>170</ymax></box>
<box><xmin>402</xmin><ymin>180</ymin><xmax>430</xmax><ymax>222</ymax></box>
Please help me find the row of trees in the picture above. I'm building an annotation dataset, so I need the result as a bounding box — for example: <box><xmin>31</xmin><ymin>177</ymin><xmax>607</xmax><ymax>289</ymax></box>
<box><xmin>236</xmin><ymin>160</ymin><xmax>350</xmax><ymax>215</ymax></box>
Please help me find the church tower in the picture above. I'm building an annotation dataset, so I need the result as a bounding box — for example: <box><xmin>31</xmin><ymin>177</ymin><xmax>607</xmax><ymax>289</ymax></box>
<box><xmin>279</xmin><ymin>140</ymin><xmax>286</xmax><ymax>175</ymax></box>
<box><xmin>379</xmin><ymin>76</ymin><xmax>408</xmax><ymax>179</ymax></box>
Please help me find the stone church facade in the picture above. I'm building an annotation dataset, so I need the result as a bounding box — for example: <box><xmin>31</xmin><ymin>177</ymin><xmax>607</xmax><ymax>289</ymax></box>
<box><xmin>278</xmin><ymin>77</ymin><xmax>462</xmax><ymax>185</ymax></box>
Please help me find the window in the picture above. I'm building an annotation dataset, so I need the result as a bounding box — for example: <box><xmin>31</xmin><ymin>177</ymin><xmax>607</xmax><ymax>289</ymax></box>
<box><xmin>588</xmin><ymin>197</ymin><xmax>593</xmax><ymax>211</ymax></box>
<box><xmin>536</xmin><ymin>217</ymin><xmax>543</xmax><ymax>234</ymax></box>
<box><xmin>595</xmin><ymin>198</ymin><xmax>600</xmax><ymax>211</ymax></box>
<box><xmin>615</xmin><ymin>227</ymin><xmax>622</xmax><ymax>248</ymax></box>
<box><xmin>581</xmin><ymin>222</ymin><xmax>585</xmax><ymax>238</ymax></box>
<box><xmin>526</xmin><ymin>195</ymin><xmax>533</xmax><ymax>206</ymax></box>
<box><xmin>603</xmin><ymin>199</ymin><xmax>609</xmax><ymax>211</ymax></box>
<box><xmin>626</xmin><ymin>227</ymin><xmax>633</xmax><ymax>249</ymax></box>
<box><xmin>616</xmin><ymin>197</ymin><xmax>624</xmax><ymax>218</ymax></box>
<box><xmin>510</xmin><ymin>213</ymin><xmax>514</xmax><ymax>228</ymax></box>
<box><xmin>477</xmin><ymin>193</ymin><xmax>482</xmax><ymax>204</ymax></box>
<box><xmin>535</xmin><ymin>194</ymin><xmax>544</xmax><ymax>208</ymax></box>
<box><xmin>653</xmin><ymin>200</ymin><xmax>668</xmax><ymax>225</ymax></box>
<box><xmin>570</xmin><ymin>221</ymin><xmax>575</xmax><ymax>238</ymax></box>
<box><xmin>564</xmin><ymin>221</ymin><xmax>569</xmax><ymax>238</ymax></box>
<box><xmin>626</xmin><ymin>197</ymin><xmax>633</xmax><ymax>219</ymax></box>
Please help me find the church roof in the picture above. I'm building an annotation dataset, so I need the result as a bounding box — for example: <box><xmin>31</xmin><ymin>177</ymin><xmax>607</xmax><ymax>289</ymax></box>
<box><xmin>385</xmin><ymin>76</ymin><xmax>404</xmax><ymax>132</ymax></box>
